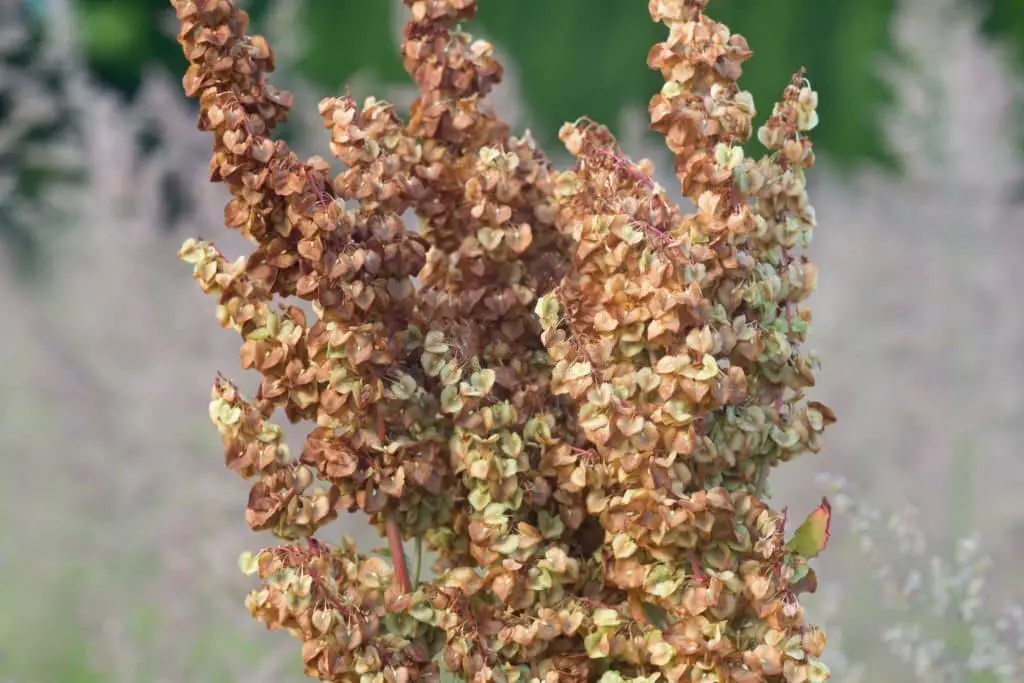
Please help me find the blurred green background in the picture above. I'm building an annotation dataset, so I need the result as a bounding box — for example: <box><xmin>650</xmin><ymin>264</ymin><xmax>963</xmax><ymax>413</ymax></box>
<box><xmin>25</xmin><ymin>0</ymin><xmax>1024</xmax><ymax>167</ymax></box>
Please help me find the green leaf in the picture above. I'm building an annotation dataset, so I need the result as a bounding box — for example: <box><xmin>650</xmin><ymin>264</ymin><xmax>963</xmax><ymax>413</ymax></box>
<box><xmin>538</xmin><ymin>510</ymin><xmax>565</xmax><ymax>540</ymax></box>
<box><xmin>387</xmin><ymin>372</ymin><xmax>418</xmax><ymax>400</ymax></box>
<box><xmin>237</xmin><ymin>550</ymin><xmax>260</xmax><ymax>576</ymax></box>
<box><xmin>440</xmin><ymin>384</ymin><xmax>465</xmax><ymax>414</ymax></box>
<box><xmin>529</xmin><ymin>567</ymin><xmax>553</xmax><ymax>591</ymax></box>
<box><xmin>611</xmin><ymin>533</ymin><xmax>638</xmax><ymax>559</ymax></box>
<box><xmin>477</xmin><ymin>226</ymin><xmax>504</xmax><ymax>250</ymax></box>
<box><xmin>679</xmin><ymin>352</ymin><xmax>720</xmax><ymax>378</ymax></box>
<box><xmin>468</xmin><ymin>487</ymin><xmax>491</xmax><ymax>511</ymax></box>
<box><xmin>534</xmin><ymin>293</ymin><xmax>561</xmax><ymax>329</ymax></box>
<box><xmin>786</xmin><ymin>497</ymin><xmax>832</xmax><ymax>559</ymax></box>
<box><xmin>592</xmin><ymin>607</ymin><xmax>621</xmax><ymax>628</ymax></box>
<box><xmin>409</xmin><ymin>604</ymin><xmax>436</xmax><ymax>624</ymax></box>
<box><xmin>647</xmin><ymin>637</ymin><xmax>675</xmax><ymax>665</ymax></box>
<box><xmin>663</xmin><ymin>400</ymin><xmax>695</xmax><ymax>424</ymax></box>
<box><xmin>647</xmin><ymin>575</ymin><xmax>682</xmax><ymax>598</ymax></box>
<box><xmin>583</xmin><ymin>630</ymin><xmax>611</xmax><ymax>659</ymax></box>
<box><xmin>469</xmin><ymin>368</ymin><xmax>497</xmax><ymax>395</ymax></box>
<box><xmin>565</xmin><ymin>361</ymin><xmax>593</xmax><ymax>380</ymax></box>
<box><xmin>493</xmin><ymin>534</ymin><xmax>519</xmax><ymax>555</ymax></box>
<box><xmin>482</xmin><ymin>502</ymin><xmax>509</xmax><ymax>527</ymax></box>
<box><xmin>424</xmin><ymin>330</ymin><xmax>448</xmax><ymax>354</ymax></box>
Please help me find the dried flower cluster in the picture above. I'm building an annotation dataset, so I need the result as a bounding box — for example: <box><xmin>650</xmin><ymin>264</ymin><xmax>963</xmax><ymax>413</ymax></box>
<box><xmin>172</xmin><ymin>0</ymin><xmax>834</xmax><ymax>680</ymax></box>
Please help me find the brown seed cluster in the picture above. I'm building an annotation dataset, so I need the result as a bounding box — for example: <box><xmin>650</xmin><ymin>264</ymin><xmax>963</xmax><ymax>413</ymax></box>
<box><xmin>172</xmin><ymin>0</ymin><xmax>835</xmax><ymax>681</ymax></box>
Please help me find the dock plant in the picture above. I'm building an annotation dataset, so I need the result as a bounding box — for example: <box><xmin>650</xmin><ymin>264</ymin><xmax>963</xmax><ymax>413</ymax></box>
<box><xmin>171</xmin><ymin>0</ymin><xmax>835</xmax><ymax>680</ymax></box>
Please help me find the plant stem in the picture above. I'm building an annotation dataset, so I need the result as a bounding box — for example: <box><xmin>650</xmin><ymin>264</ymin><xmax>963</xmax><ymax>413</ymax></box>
<box><xmin>413</xmin><ymin>535</ymin><xmax>423</xmax><ymax>587</ymax></box>
<box><xmin>754</xmin><ymin>459</ymin><xmax>770</xmax><ymax>498</ymax></box>
<box><xmin>386</xmin><ymin>508</ymin><xmax>412</xmax><ymax>593</ymax></box>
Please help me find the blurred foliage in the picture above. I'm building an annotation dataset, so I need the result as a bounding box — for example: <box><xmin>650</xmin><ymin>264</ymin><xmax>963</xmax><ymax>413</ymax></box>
<box><xmin>1</xmin><ymin>1</ymin><xmax>84</xmax><ymax>277</ymax></box>
<box><xmin>60</xmin><ymin>0</ymin><xmax>1024</xmax><ymax>167</ymax></box>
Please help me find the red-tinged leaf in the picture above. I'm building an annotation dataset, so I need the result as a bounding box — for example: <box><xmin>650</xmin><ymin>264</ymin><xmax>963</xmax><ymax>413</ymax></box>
<box><xmin>786</xmin><ymin>497</ymin><xmax>831</xmax><ymax>559</ymax></box>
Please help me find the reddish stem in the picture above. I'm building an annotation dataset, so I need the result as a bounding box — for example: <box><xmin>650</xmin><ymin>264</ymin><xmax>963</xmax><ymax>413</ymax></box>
<box><xmin>596</xmin><ymin>147</ymin><xmax>655</xmax><ymax>191</ymax></box>
<box><xmin>376</xmin><ymin>407</ymin><xmax>411</xmax><ymax>593</ymax></box>
<box><xmin>309</xmin><ymin>569</ymin><xmax>346</xmax><ymax>612</ymax></box>
<box><xmin>386</xmin><ymin>509</ymin><xmax>413</xmax><ymax>593</ymax></box>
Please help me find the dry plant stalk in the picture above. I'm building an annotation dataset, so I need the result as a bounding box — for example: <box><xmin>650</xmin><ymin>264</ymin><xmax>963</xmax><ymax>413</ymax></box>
<box><xmin>171</xmin><ymin>0</ymin><xmax>835</xmax><ymax>681</ymax></box>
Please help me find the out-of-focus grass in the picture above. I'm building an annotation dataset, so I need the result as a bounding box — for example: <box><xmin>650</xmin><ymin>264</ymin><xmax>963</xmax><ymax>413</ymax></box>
<box><xmin>0</xmin><ymin>556</ymin><xmax>306</xmax><ymax>683</ymax></box>
<box><xmin>0</xmin><ymin>560</ymin><xmax>106</xmax><ymax>683</ymax></box>
<box><xmin>814</xmin><ymin>467</ymin><xmax>1023</xmax><ymax>683</ymax></box>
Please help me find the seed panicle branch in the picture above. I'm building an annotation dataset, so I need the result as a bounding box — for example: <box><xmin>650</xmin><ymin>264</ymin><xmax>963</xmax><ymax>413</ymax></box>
<box><xmin>171</xmin><ymin>0</ymin><xmax>834</xmax><ymax>680</ymax></box>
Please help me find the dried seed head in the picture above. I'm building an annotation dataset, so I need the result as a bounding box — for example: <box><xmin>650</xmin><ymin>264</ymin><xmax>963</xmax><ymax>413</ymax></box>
<box><xmin>172</xmin><ymin>0</ymin><xmax>833</xmax><ymax>680</ymax></box>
